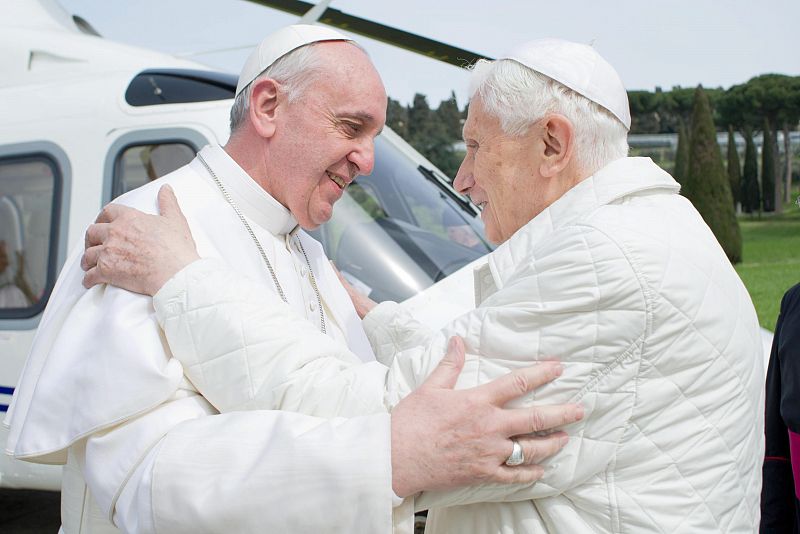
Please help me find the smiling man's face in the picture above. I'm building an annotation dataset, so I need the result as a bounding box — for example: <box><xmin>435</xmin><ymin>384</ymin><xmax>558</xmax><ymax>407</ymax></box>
<box><xmin>265</xmin><ymin>42</ymin><xmax>387</xmax><ymax>229</ymax></box>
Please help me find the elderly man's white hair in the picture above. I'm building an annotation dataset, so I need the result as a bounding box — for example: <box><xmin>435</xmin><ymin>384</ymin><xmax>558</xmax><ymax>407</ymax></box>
<box><xmin>468</xmin><ymin>58</ymin><xmax>629</xmax><ymax>175</ymax></box>
<box><xmin>229</xmin><ymin>41</ymin><xmax>366</xmax><ymax>133</ymax></box>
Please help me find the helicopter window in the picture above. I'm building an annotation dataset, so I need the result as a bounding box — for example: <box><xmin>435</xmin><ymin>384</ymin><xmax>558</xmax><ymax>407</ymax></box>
<box><xmin>0</xmin><ymin>155</ymin><xmax>60</xmax><ymax>318</ymax></box>
<box><xmin>113</xmin><ymin>142</ymin><xmax>196</xmax><ymax>198</ymax></box>
<box><xmin>308</xmin><ymin>136</ymin><xmax>492</xmax><ymax>303</ymax></box>
<box><xmin>125</xmin><ymin>70</ymin><xmax>237</xmax><ymax>106</ymax></box>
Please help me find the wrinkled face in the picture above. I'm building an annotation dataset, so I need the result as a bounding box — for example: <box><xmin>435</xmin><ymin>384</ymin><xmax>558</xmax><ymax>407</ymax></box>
<box><xmin>454</xmin><ymin>97</ymin><xmax>543</xmax><ymax>244</ymax></box>
<box><xmin>267</xmin><ymin>43</ymin><xmax>387</xmax><ymax>229</ymax></box>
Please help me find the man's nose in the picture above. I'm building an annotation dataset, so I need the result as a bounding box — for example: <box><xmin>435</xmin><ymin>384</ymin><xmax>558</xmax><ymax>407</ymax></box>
<box><xmin>349</xmin><ymin>138</ymin><xmax>376</xmax><ymax>176</ymax></box>
<box><xmin>453</xmin><ymin>159</ymin><xmax>474</xmax><ymax>194</ymax></box>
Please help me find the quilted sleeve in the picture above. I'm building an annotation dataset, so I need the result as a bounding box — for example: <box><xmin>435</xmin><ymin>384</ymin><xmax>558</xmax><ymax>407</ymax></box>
<box><xmin>394</xmin><ymin>224</ymin><xmax>648</xmax><ymax>509</ymax></box>
<box><xmin>152</xmin><ymin>258</ymin><xmax>390</xmax><ymax>418</ymax></box>
<box><xmin>363</xmin><ymin>301</ymin><xmax>437</xmax><ymax>366</ymax></box>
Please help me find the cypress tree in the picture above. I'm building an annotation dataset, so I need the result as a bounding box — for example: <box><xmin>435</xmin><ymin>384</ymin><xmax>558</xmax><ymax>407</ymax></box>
<box><xmin>761</xmin><ymin>118</ymin><xmax>776</xmax><ymax>212</ymax></box>
<box><xmin>683</xmin><ymin>86</ymin><xmax>742</xmax><ymax>263</ymax></box>
<box><xmin>741</xmin><ymin>128</ymin><xmax>760</xmax><ymax>214</ymax></box>
<box><xmin>726</xmin><ymin>126</ymin><xmax>742</xmax><ymax>209</ymax></box>
<box><xmin>673</xmin><ymin>119</ymin><xmax>690</xmax><ymax>187</ymax></box>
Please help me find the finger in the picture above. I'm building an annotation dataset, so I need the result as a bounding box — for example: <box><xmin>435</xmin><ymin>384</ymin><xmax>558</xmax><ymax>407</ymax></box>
<box><xmin>490</xmin><ymin>464</ymin><xmax>545</xmax><ymax>486</ymax></box>
<box><xmin>82</xmin><ymin>266</ymin><xmax>105</xmax><ymax>289</ymax></box>
<box><xmin>502</xmin><ymin>403</ymin><xmax>584</xmax><ymax>436</ymax></box>
<box><xmin>84</xmin><ymin>223</ymin><xmax>110</xmax><ymax>249</ymax></box>
<box><xmin>80</xmin><ymin>245</ymin><xmax>102</xmax><ymax>272</ymax></box>
<box><xmin>514</xmin><ymin>431</ymin><xmax>569</xmax><ymax>466</ymax></box>
<box><xmin>94</xmin><ymin>203</ymin><xmax>127</xmax><ymax>224</ymax></box>
<box><xmin>158</xmin><ymin>185</ymin><xmax>187</xmax><ymax>223</ymax></box>
<box><xmin>480</xmin><ymin>361</ymin><xmax>564</xmax><ymax>406</ymax></box>
<box><xmin>419</xmin><ymin>336</ymin><xmax>466</xmax><ymax>391</ymax></box>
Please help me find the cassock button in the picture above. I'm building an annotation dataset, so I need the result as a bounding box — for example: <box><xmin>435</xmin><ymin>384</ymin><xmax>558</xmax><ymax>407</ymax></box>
<box><xmin>309</xmin><ymin>300</ymin><xmax>317</xmax><ymax>312</ymax></box>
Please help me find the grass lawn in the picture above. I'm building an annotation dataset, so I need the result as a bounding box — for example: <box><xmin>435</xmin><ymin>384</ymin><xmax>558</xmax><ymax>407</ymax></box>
<box><xmin>735</xmin><ymin>197</ymin><xmax>800</xmax><ymax>329</ymax></box>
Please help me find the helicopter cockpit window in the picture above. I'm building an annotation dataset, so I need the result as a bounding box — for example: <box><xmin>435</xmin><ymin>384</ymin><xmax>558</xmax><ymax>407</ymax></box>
<box><xmin>308</xmin><ymin>135</ymin><xmax>493</xmax><ymax>303</ymax></box>
<box><xmin>125</xmin><ymin>69</ymin><xmax>237</xmax><ymax>107</ymax></box>
<box><xmin>0</xmin><ymin>155</ymin><xmax>60</xmax><ymax>318</ymax></box>
<box><xmin>113</xmin><ymin>142</ymin><xmax>196</xmax><ymax>198</ymax></box>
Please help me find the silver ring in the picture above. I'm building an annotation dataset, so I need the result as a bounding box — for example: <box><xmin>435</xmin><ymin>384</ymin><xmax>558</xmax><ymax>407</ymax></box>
<box><xmin>505</xmin><ymin>439</ymin><xmax>524</xmax><ymax>466</ymax></box>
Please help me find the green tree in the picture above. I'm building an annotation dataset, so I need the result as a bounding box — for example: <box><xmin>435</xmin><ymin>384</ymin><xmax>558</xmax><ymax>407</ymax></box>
<box><xmin>407</xmin><ymin>93</ymin><xmax>462</xmax><ymax>178</ymax></box>
<box><xmin>386</xmin><ymin>97</ymin><xmax>409</xmax><ymax>138</ymax></box>
<box><xmin>436</xmin><ymin>91</ymin><xmax>463</xmax><ymax>141</ymax></box>
<box><xmin>628</xmin><ymin>89</ymin><xmax>661</xmax><ymax>133</ymax></box>
<box><xmin>761</xmin><ymin>117</ymin><xmax>777</xmax><ymax>212</ymax></box>
<box><xmin>779</xmin><ymin>76</ymin><xmax>800</xmax><ymax>204</ymax></box>
<box><xmin>673</xmin><ymin>119</ymin><xmax>690</xmax><ymax>186</ymax></box>
<box><xmin>408</xmin><ymin>93</ymin><xmax>434</xmax><ymax>143</ymax></box>
<box><xmin>726</xmin><ymin>126</ymin><xmax>742</xmax><ymax>209</ymax></box>
<box><xmin>683</xmin><ymin>86</ymin><xmax>741</xmax><ymax>263</ymax></box>
<box><xmin>718</xmin><ymin>75</ymin><xmax>800</xmax><ymax>205</ymax></box>
<box><xmin>741</xmin><ymin>127</ymin><xmax>760</xmax><ymax>214</ymax></box>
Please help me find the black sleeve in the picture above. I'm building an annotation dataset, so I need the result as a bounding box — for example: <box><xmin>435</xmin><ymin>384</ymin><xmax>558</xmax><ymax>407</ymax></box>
<box><xmin>761</xmin><ymin>283</ymin><xmax>800</xmax><ymax>533</ymax></box>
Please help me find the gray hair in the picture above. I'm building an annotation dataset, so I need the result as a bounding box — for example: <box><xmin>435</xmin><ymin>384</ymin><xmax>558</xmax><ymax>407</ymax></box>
<box><xmin>229</xmin><ymin>40</ymin><xmax>365</xmax><ymax>133</ymax></box>
<box><xmin>468</xmin><ymin>58</ymin><xmax>628</xmax><ymax>175</ymax></box>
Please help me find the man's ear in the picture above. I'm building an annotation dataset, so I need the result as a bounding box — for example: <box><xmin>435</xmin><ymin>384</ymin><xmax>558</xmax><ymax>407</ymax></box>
<box><xmin>248</xmin><ymin>78</ymin><xmax>281</xmax><ymax>139</ymax></box>
<box><xmin>539</xmin><ymin>114</ymin><xmax>575</xmax><ymax>178</ymax></box>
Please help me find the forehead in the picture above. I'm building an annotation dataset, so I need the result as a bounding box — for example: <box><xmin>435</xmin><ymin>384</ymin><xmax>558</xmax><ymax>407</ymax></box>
<box><xmin>463</xmin><ymin>97</ymin><xmax>500</xmax><ymax>137</ymax></box>
<box><xmin>308</xmin><ymin>43</ymin><xmax>387</xmax><ymax>118</ymax></box>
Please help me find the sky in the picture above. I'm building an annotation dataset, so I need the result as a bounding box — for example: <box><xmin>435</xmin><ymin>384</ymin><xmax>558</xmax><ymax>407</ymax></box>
<box><xmin>61</xmin><ymin>0</ymin><xmax>800</xmax><ymax>109</ymax></box>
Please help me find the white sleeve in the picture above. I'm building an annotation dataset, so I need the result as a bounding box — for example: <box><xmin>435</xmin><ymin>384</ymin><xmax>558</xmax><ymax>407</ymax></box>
<box><xmin>362</xmin><ymin>301</ymin><xmax>437</xmax><ymax>366</ymax></box>
<box><xmin>153</xmin><ymin>259</ymin><xmax>392</xmax><ymax>419</ymax></box>
<box><xmin>84</xmin><ymin>391</ymin><xmax>399</xmax><ymax>533</ymax></box>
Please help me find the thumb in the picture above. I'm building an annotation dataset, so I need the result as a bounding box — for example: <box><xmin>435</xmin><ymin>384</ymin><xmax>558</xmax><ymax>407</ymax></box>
<box><xmin>420</xmin><ymin>336</ymin><xmax>466</xmax><ymax>391</ymax></box>
<box><xmin>157</xmin><ymin>185</ymin><xmax>185</xmax><ymax>222</ymax></box>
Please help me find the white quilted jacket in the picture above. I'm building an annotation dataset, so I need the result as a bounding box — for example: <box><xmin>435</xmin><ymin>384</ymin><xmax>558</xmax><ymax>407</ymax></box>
<box><xmin>154</xmin><ymin>157</ymin><xmax>764</xmax><ymax>533</ymax></box>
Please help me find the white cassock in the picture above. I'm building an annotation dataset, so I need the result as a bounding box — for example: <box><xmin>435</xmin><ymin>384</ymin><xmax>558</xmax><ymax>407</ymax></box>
<box><xmin>4</xmin><ymin>145</ymin><xmax>410</xmax><ymax>533</ymax></box>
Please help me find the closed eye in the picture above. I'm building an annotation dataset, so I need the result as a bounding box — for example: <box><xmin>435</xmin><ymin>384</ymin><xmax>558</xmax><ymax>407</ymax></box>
<box><xmin>341</xmin><ymin>121</ymin><xmax>362</xmax><ymax>136</ymax></box>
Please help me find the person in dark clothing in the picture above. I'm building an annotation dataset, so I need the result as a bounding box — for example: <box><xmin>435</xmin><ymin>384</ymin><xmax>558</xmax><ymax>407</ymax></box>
<box><xmin>762</xmin><ymin>283</ymin><xmax>800</xmax><ymax>532</ymax></box>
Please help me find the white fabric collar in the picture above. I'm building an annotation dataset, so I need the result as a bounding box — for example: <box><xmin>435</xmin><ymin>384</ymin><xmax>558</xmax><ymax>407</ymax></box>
<box><xmin>485</xmin><ymin>157</ymin><xmax>680</xmax><ymax>292</ymax></box>
<box><xmin>197</xmin><ymin>145</ymin><xmax>298</xmax><ymax>236</ymax></box>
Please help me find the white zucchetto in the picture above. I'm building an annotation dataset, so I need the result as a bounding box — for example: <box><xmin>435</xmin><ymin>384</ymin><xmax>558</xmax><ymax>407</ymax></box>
<box><xmin>501</xmin><ymin>38</ymin><xmax>631</xmax><ymax>130</ymax></box>
<box><xmin>236</xmin><ymin>24</ymin><xmax>351</xmax><ymax>96</ymax></box>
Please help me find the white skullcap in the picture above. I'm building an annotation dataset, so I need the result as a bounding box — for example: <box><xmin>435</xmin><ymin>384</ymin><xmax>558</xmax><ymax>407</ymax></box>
<box><xmin>500</xmin><ymin>38</ymin><xmax>630</xmax><ymax>130</ymax></box>
<box><xmin>236</xmin><ymin>24</ymin><xmax>351</xmax><ymax>96</ymax></box>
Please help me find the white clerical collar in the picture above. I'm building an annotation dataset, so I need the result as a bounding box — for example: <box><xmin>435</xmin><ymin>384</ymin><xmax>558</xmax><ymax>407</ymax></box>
<box><xmin>196</xmin><ymin>145</ymin><xmax>299</xmax><ymax>236</ymax></box>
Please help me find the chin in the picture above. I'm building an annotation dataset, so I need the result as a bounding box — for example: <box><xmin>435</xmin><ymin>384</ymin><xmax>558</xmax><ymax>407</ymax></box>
<box><xmin>306</xmin><ymin>211</ymin><xmax>333</xmax><ymax>230</ymax></box>
<box><xmin>483</xmin><ymin>221</ymin><xmax>501</xmax><ymax>245</ymax></box>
